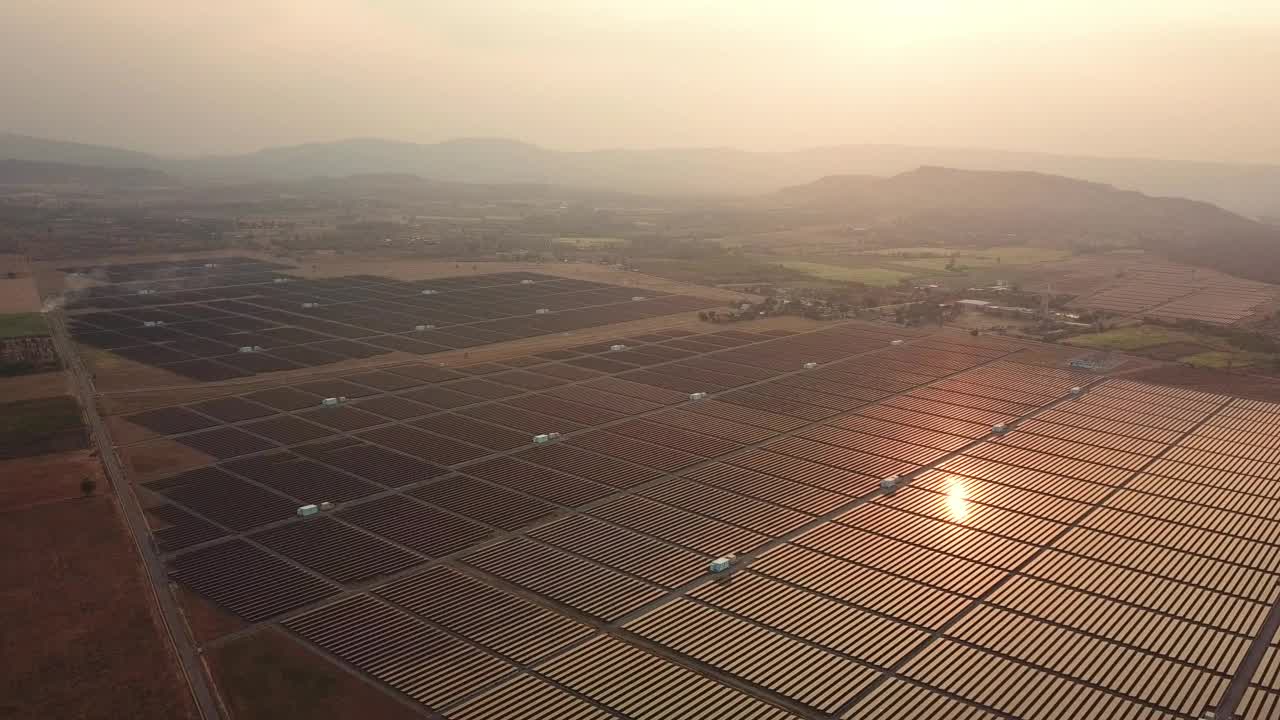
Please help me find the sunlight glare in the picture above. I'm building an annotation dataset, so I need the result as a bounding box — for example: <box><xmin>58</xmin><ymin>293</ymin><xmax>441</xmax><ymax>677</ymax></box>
<box><xmin>945</xmin><ymin>478</ymin><xmax>970</xmax><ymax>523</ymax></box>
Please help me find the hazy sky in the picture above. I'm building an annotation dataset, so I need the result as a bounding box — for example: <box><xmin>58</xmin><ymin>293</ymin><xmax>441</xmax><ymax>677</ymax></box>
<box><xmin>5</xmin><ymin>1</ymin><xmax>1280</xmax><ymax>163</ymax></box>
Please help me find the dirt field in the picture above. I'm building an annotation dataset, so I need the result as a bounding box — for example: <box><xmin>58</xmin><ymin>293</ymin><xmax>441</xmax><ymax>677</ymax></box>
<box><xmin>0</xmin><ymin>454</ymin><xmax>195</xmax><ymax>720</ymax></box>
<box><xmin>175</xmin><ymin>586</ymin><xmax>247</xmax><ymax>646</ymax></box>
<box><xmin>107</xmin><ymin>414</ymin><xmax>162</xmax><ymax>445</ymax></box>
<box><xmin>1125</xmin><ymin>365</ymin><xmax>1280</xmax><ymax>403</ymax></box>
<box><xmin>0</xmin><ymin>370</ymin><xmax>70</xmax><ymax>402</ymax></box>
<box><xmin>122</xmin><ymin>439</ymin><xmax>216</xmax><ymax>483</ymax></box>
<box><xmin>0</xmin><ymin>449</ymin><xmax>101</xmax><ymax>510</ymax></box>
<box><xmin>207</xmin><ymin>628</ymin><xmax>428</xmax><ymax>720</ymax></box>
<box><xmin>0</xmin><ymin>255</ymin><xmax>41</xmax><ymax>313</ymax></box>
<box><xmin>80</xmin><ymin>345</ymin><xmax>199</xmax><ymax>392</ymax></box>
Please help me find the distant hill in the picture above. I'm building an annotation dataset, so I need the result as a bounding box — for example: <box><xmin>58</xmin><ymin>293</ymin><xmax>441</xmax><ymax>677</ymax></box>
<box><xmin>774</xmin><ymin>167</ymin><xmax>1280</xmax><ymax>284</ymax></box>
<box><xmin>4</xmin><ymin>132</ymin><xmax>1280</xmax><ymax>217</ymax></box>
<box><xmin>0</xmin><ymin>133</ymin><xmax>162</xmax><ymax>171</ymax></box>
<box><xmin>776</xmin><ymin>166</ymin><xmax>1254</xmax><ymax>224</ymax></box>
<box><xmin>0</xmin><ymin>159</ymin><xmax>173</xmax><ymax>187</ymax></box>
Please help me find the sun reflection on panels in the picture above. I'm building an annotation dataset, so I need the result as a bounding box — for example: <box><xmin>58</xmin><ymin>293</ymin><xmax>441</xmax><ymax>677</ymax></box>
<box><xmin>945</xmin><ymin>477</ymin><xmax>970</xmax><ymax>523</ymax></box>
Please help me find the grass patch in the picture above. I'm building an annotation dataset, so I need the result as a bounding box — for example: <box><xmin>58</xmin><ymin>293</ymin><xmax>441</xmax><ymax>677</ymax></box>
<box><xmin>776</xmin><ymin>261</ymin><xmax>913</xmax><ymax>286</ymax></box>
<box><xmin>630</xmin><ymin>257</ymin><xmax>807</xmax><ymax>285</ymax></box>
<box><xmin>1065</xmin><ymin>326</ymin><xmax>1209</xmax><ymax>352</ymax></box>
<box><xmin>1181</xmin><ymin>351</ymin><xmax>1272</xmax><ymax>369</ymax></box>
<box><xmin>0</xmin><ymin>312</ymin><xmax>47</xmax><ymax>339</ymax></box>
<box><xmin>874</xmin><ymin>246</ymin><xmax>1070</xmax><ymax>272</ymax></box>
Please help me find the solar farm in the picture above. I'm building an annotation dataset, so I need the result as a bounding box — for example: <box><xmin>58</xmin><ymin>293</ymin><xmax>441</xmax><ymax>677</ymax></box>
<box><xmin>58</xmin><ymin>257</ymin><xmax>1280</xmax><ymax>719</ymax></box>
<box><xmin>64</xmin><ymin>258</ymin><xmax>712</xmax><ymax>380</ymax></box>
<box><xmin>1069</xmin><ymin>261</ymin><xmax>1277</xmax><ymax>326</ymax></box>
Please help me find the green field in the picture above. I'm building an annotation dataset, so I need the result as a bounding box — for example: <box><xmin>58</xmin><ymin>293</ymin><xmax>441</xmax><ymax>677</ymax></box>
<box><xmin>553</xmin><ymin>237</ymin><xmax>630</xmax><ymax>249</ymax></box>
<box><xmin>1181</xmin><ymin>351</ymin><xmax>1270</xmax><ymax>369</ymax></box>
<box><xmin>1064</xmin><ymin>325</ymin><xmax>1207</xmax><ymax>352</ymax></box>
<box><xmin>630</xmin><ymin>257</ymin><xmax>807</xmax><ymax>285</ymax></box>
<box><xmin>1065</xmin><ymin>324</ymin><xmax>1279</xmax><ymax>368</ymax></box>
<box><xmin>0</xmin><ymin>312</ymin><xmax>48</xmax><ymax>339</ymax></box>
<box><xmin>870</xmin><ymin>245</ymin><xmax>1070</xmax><ymax>272</ymax></box>
<box><xmin>777</xmin><ymin>261</ymin><xmax>913</xmax><ymax>287</ymax></box>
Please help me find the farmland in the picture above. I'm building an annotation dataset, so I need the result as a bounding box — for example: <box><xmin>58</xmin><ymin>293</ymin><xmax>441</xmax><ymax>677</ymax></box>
<box><xmin>1065</xmin><ymin>324</ymin><xmax>1280</xmax><ymax>368</ymax></box>
<box><xmin>0</xmin><ymin>395</ymin><xmax>86</xmax><ymax>458</ymax></box>
<box><xmin>0</xmin><ymin>312</ymin><xmax>48</xmax><ymax>338</ymax></box>
<box><xmin>774</xmin><ymin>261</ymin><xmax>913</xmax><ymax>286</ymax></box>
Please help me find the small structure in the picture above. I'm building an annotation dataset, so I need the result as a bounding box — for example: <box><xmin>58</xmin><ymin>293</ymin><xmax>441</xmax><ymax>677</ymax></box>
<box><xmin>319</xmin><ymin>501</ymin><xmax>335</xmax><ymax>512</ymax></box>
<box><xmin>296</xmin><ymin>504</ymin><xmax>319</xmax><ymax>517</ymax></box>
<box><xmin>802</xmin><ymin>362</ymin><xmax>818</xmax><ymax>370</ymax></box>
<box><xmin>956</xmin><ymin>299</ymin><xmax>992</xmax><ymax>312</ymax></box>
<box><xmin>1069</xmin><ymin>386</ymin><xmax>1084</xmax><ymax>396</ymax></box>
<box><xmin>881</xmin><ymin>476</ymin><xmax>901</xmax><ymax>493</ymax></box>
<box><xmin>709</xmin><ymin>555</ymin><xmax>736</xmax><ymax>573</ymax></box>
<box><xmin>992</xmin><ymin>423</ymin><xmax>1009</xmax><ymax>435</ymax></box>
<box><xmin>689</xmin><ymin>392</ymin><xmax>709</xmax><ymax>401</ymax></box>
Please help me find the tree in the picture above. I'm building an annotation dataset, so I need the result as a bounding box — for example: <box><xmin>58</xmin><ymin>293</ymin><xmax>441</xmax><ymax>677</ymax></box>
<box><xmin>80</xmin><ymin>477</ymin><xmax>96</xmax><ymax>496</ymax></box>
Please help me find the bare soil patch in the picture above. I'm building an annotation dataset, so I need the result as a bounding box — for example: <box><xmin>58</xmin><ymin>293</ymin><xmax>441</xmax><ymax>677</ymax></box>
<box><xmin>207</xmin><ymin>628</ymin><xmax>428</xmax><ymax>720</ymax></box>
<box><xmin>0</xmin><ymin>484</ymin><xmax>195</xmax><ymax>720</ymax></box>
<box><xmin>0</xmin><ymin>370</ymin><xmax>70</xmax><ymax>402</ymax></box>
<box><xmin>122</xmin><ymin>438</ymin><xmax>215</xmax><ymax>483</ymax></box>
<box><xmin>0</xmin><ymin>255</ymin><xmax>41</xmax><ymax>313</ymax></box>
<box><xmin>81</xmin><ymin>346</ymin><xmax>193</xmax><ymax>391</ymax></box>
<box><xmin>0</xmin><ymin>449</ymin><xmax>102</xmax><ymax>510</ymax></box>
<box><xmin>176</xmin><ymin>586</ymin><xmax>247</xmax><ymax>646</ymax></box>
<box><xmin>1125</xmin><ymin>365</ymin><xmax>1280</xmax><ymax>403</ymax></box>
<box><xmin>108</xmin><ymin>413</ymin><xmax>162</xmax><ymax>445</ymax></box>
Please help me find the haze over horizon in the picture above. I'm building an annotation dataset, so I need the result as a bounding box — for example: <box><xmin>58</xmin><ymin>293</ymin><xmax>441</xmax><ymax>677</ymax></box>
<box><xmin>7</xmin><ymin>0</ymin><xmax>1280</xmax><ymax>164</ymax></box>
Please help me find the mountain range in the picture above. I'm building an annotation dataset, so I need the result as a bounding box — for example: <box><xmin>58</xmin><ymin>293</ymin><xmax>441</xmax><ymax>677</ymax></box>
<box><xmin>3</xmin><ymin>132</ymin><xmax>1280</xmax><ymax>219</ymax></box>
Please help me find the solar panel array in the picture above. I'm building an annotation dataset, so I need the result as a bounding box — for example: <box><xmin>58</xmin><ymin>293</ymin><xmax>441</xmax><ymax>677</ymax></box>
<box><xmin>66</xmin><ymin>266</ymin><xmax>712</xmax><ymax>379</ymax></box>
<box><xmin>1075</xmin><ymin>263</ymin><xmax>1275</xmax><ymax>326</ymax></box>
<box><xmin>100</xmin><ymin>265</ymin><xmax>1280</xmax><ymax>718</ymax></box>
